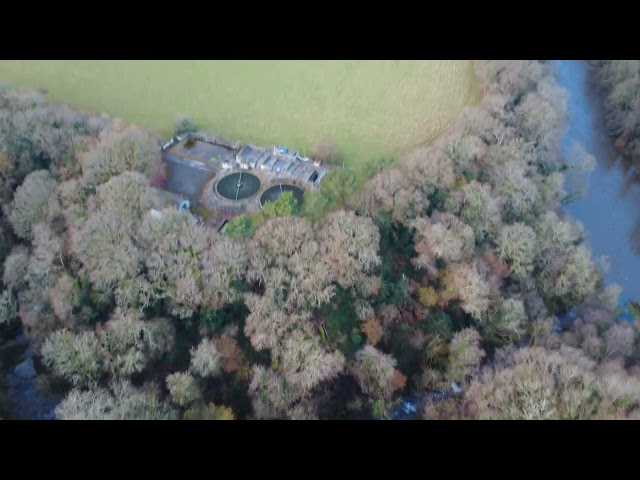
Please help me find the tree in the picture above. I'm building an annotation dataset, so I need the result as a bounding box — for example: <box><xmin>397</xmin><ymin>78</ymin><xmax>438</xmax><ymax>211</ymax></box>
<box><xmin>70</xmin><ymin>172</ymin><xmax>157</xmax><ymax>295</ymax></box>
<box><xmin>224</xmin><ymin>214</ymin><xmax>254</xmax><ymax>239</ymax></box>
<box><xmin>492</xmin><ymin>159</ymin><xmax>539</xmax><ymax>222</ymax></box>
<box><xmin>320</xmin><ymin>168</ymin><xmax>359</xmax><ymax>207</ymax></box>
<box><xmin>402</xmin><ymin>147</ymin><xmax>456</xmax><ymax>198</ymax></box>
<box><xmin>183</xmin><ymin>403</ymin><xmax>235</xmax><ymax>420</ymax></box>
<box><xmin>454</xmin><ymin>181</ymin><xmax>501</xmax><ymax>242</ymax></box>
<box><xmin>360</xmin><ymin>317</ymin><xmax>384</xmax><ymax>345</ymax></box>
<box><xmin>98</xmin><ymin>309</ymin><xmax>174</xmax><ymax>378</ymax></box>
<box><xmin>493</xmin><ymin>297</ymin><xmax>527</xmax><ymax>336</ymax></box>
<box><xmin>349</xmin><ymin>168</ymin><xmax>425</xmax><ymax>223</ymax></box>
<box><xmin>7</xmin><ymin>170</ymin><xmax>56</xmax><ymax>240</ymax></box>
<box><xmin>41</xmin><ymin>329</ymin><xmax>105</xmax><ymax>387</ymax></box>
<box><xmin>447</xmin><ymin>328</ymin><xmax>485</xmax><ymax>383</ymax></box>
<box><xmin>244</xmin><ymin>294</ymin><xmax>302</xmax><ymax>352</ymax></box>
<box><xmin>496</xmin><ymin>222</ymin><xmax>537</xmax><ymax>280</ymax></box>
<box><xmin>250</xmin><ymin>216</ymin><xmax>335</xmax><ymax>311</ymax></box>
<box><xmin>189</xmin><ymin>338</ymin><xmax>223</xmax><ymax>378</ymax></box>
<box><xmin>48</xmin><ymin>274</ymin><xmax>80</xmax><ymax>325</ymax></box>
<box><xmin>0</xmin><ymin>289</ymin><xmax>17</xmax><ymax>325</ymax></box>
<box><xmin>56</xmin><ymin>380</ymin><xmax>177</xmax><ymax>420</ymax></box>
<box><xmin>166</xmin><ymin>371</ymin><xmax>201</xmax><ymax>407</ymax></box>
<box><xmin>317</xmin><ymin>210</ymin><xmax>381</xmax><ymax>293</ymax></box>
<box><xmin>248</xmin><ymin>365</ymin><xmax>295</xmax><ymax>420</ymax></box>
<box><xmin>464</xmin><ymin>346</ymin><xmax>640</xmax><ymax>420</ymax></box>
<box><xmin>302</xmin><ymin>189</ymin><xmax>331</xmax><ymax>222</ymax></box>
<box><xmin>352</xmin><ymin>345</ymin><xmax>397</xmax><ymax>401</ymax></box>
<box><xmin>553</xmin><ymin>246</ymin><xmax>598</xmax><ymax>305</ymax></box>
<box><xmin>417</xmin><ymin>286</ymin><xmax>438</xmax><ymax>308</ymax></box>
<box><xmin>279</xmin><ymin>325</ymin><xmax>345</xmax><ymax>398</ymax></box>
<box><xmin>81</xmin><ymin>126</ymin><xmax>163</xmax><ymax>187</ymax></box>
<box><xmin>412</xmin><ymin>212</ymin><xmax>474</xmax><ymax>276</ymax></box>
<box><xmin>260</xmin><ymin>190</ymin><xmax>300</xmax><ymax>220</ymax></box>
<box><xmin>2</xmin><ymin>246</ymin><xmax>29</xmax><ymax>291</ymax></box>
<box><xmin>214</xmin><ymin>334</ymin><xmax>245</xmax><ymax>373</ymax></box>
<box><xmin>443</xmin><ymin>262</ymin><xmax>492</xmax><ymax>321</ymax></box>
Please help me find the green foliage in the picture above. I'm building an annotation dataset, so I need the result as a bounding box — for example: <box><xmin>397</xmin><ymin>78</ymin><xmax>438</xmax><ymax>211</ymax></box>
<box><xmin>0</xmin><ymin>227</ymin><xmax>11</xmax><ymax>265</ymax></box>
<box><xmin>447</xmin><ymin>328</ymin><xmax>485</xmax><ymax>383</ymax></box>
<box><xmin>0</xmin><ymin>290</ymin><xmax>17</xmax><ymax>325</ymax></box>
<box><xmin>224</xmin><ymin>214</ymin><xmax>254</xmax><ymax>239</ymax></box>
<box><xmin>226</xmin><ymin>191</ymin><xmax>302</xmax><ymax>239</ymax></box>
<box><xmin>427</xmin><ymin>187</ymin><xmax>450</xmax><ymax>215</ymax></box>
<box><xmin>322</xmin><ymin>168</ymin><xmax>359</xmax><ymax>206</ymax></box>
<box><xmin>302</xmin><ymin>189</ymin><xmax>332</xmax><ymax>222</ymax></box>
<box><xmin>260</xmin><ymin>191</ymin><xmax>300</xmax><ymax>219</ymax></box>
<box><xmin>201</xmin><ymin>301</ymin><xmax>249</xmax><ymax>335</ymax></box>
<box><xmin>420</xmin><ymin>311</ymin><xmax>454</xmax><ymax>341</ymax></box>
<box><xmin>316</xmin><ymin>286</ymin><xmax>361</xmax><ymax>358</ymax></box>
<box><xmin>302</xmin><ymin>168</ymin><xmax>360</xmax><ymax>222</ymax></box>
<box><xmin>183</xmin><ymin>403</ymin><xmax>236</xmax><ymax>420</ymax></box>
<box><xmin>173</xmin><ymin>115</ymin><xmax>197</xmax><ymax>137</ymax></box>
<box><xmin>190</xmin><ymin>204</ymin><xmax>211</xmax><ymax>221</ymax></box>
<box><xmin>371</xmin><ymin>398</ymin><xmax>386</xmax><ymax>418</ymax></box>
<box><xmin>374</xmin><ymin>214</ymin><xmax>419</xmax><ymax>307</ymax></box>
<box><xmin>361</xmin><ymin>157</ymin><xmax>395</xmax><ymax>179</ymax></box>
<box><xmin>350</xmin><ymin>327</ymin><xmax>363</xmax><ymax>348</ymax></box>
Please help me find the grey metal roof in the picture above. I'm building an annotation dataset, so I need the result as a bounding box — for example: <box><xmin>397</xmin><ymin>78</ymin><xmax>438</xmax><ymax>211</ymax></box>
<box><xmin>237</xmin><ymin>144</ymin><xmax>264</xmax><ymax>160</ymax></box>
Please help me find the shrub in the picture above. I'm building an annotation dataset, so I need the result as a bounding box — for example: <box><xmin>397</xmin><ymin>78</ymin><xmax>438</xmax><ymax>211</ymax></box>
<box><xmin>173</xmin><ymin>115</ymin><xmax>196</xmax><ymax>137</ymax></box>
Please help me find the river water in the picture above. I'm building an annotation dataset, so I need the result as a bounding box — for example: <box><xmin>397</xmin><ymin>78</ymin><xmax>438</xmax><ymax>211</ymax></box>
<box><xmin>390</xmin><ymin>61</ymin><xmax>640</xmax><ymax>419</ymax></box>
<box><xmin>553</xmin><ymin>60</ymin><xmax>640</xmax><ymax>311</ymax></box>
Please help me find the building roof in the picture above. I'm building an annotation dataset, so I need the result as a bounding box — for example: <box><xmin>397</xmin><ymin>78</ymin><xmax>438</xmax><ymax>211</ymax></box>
<box><xmin>237</xmin><ymin>144</ymin><xmax>264</xmax><ymax>160</ymax></box>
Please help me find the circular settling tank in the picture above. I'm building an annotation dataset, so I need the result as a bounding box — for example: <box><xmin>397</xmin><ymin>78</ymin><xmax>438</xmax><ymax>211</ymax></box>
<box><xmin>260</xmin><ymin>184</ymin><xmax>304</xmax><ymax>207</ymax></box>
<box><xmin>216</xmin><ymin>172</ymin><xmax>261</xmax><ymax>200</ymax></box>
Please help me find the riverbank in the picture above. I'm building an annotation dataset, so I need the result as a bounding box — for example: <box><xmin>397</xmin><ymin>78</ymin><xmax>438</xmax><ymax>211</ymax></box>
<box><xmin>554</xmin><ymin>60</ymin><xmax>640</xmax><ymax>310</ymax></box>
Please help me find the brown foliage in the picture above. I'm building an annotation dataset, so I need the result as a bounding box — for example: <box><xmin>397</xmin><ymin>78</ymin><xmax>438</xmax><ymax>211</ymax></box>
<box><xmin>214</xmin><ymin>334</ymin><xmax>245</xmax><ymax>373</ymax></box>
<box><xmin>392</xmin><ymin>369</ymin><xmax>407</xmax><ymax>392</ymax></box>
<box><xmin>361</xmin><ymin>317</ymin><xmax>384</xmax><ymax>346</ymax></box>
<box><xmin>423</xmin><ymin>398</ymin><xmax>462</xmax><ymax>420</ymax></box>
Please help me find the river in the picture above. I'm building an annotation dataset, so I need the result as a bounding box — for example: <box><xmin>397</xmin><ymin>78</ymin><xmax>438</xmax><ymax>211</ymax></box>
<box><xmin>389</xmin><ymin>60</ymin><xmax>640</xmax><ymax>419</ymax></box>
<box><xmin>553</xmin><ymin>60</ymin><xmax>640</xmax><ymax>313</ymax></box>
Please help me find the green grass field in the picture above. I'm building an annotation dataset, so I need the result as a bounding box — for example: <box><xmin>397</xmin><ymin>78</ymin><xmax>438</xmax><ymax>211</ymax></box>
<box><xmin>0</xmin><ymin>60</ymin><xmax>479</xmax><ymax>168</ymax></box>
